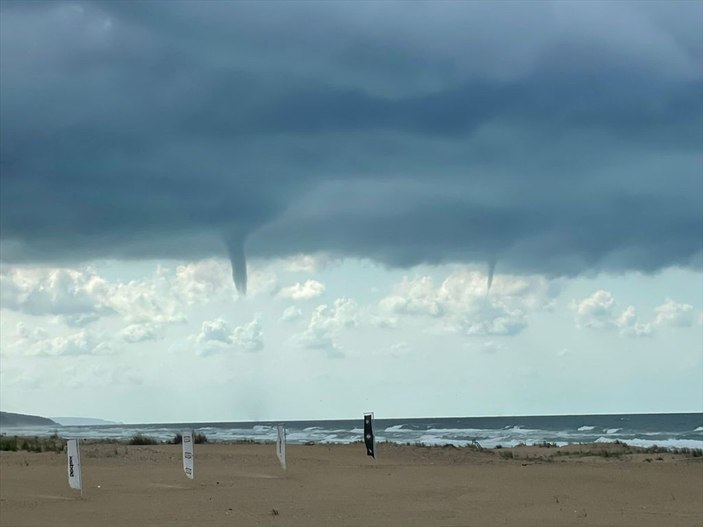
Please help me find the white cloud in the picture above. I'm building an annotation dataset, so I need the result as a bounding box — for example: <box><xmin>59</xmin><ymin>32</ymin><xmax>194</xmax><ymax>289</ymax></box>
<box><xmin>194</xmin><ymin>318</ymin><xmax>233</xmax><ymax>355</ymax></box>
<box><xmin>378</xmin><ymin>270</ymin><xmax>558</xmax><ymax>336</ymax></box>
<box><xmin>194</xmin><ymin>317</ymin><xmax>263</xmax><ymax>356</ymax></box>
<box><xmin>173</xmin><ymin>259</ymin><xmax>234</xmax><ymax>304</ymax></box>
<box><xmin>231</xmin><ymin>318</ymin><xmax>264</xmax><ymax>352</ymax></box>
<box><xmin>0</xmin><ymin>267</ymin><xmax>113</xmax><ymax>318</ymax></box>
<box><xmin>572</xmin><ymin>289</ymin><xmax>618</xmax><ymax>330</ymax></box>
<box><xmin>279</xmin><ymin>280</ymin><xmax>326</xmax><ymax>300</ymax></box>
<box><xmin>16</xmin><ymin>322</ymin><xmax>48</xmax><ymax>341</ymax></box>
<box><xmin>108</xmin><ymin>268</ymin><xmax>186</xmax><ymax>325</ymax></box>
<box><xmin>654</xmin><ymin>299</ymin><xmax>694</xmax><ymax>327</ymax></box>
<box><xmin>119</xmin><ymin>323</ymin><xmax>160</xmax><ymax>343</ymax></box>
<box><xmin>616</xmin><ymin>306</ymin><xmax>653</xmax><ymax>337</ymax></box>
<box><xmin>0</xmin><ymin>265</ymin><xmax>185</xmax><ymax>326</ymax></box>
<box><xmin>10</xmin><ymin>322</ymin><xmax>115</xmax><ymax>357</ymax></box>
<box><xmin>379</xmin><ymin>276</ymin><xmax>443</xmax><ymax>317</ymax></box>
<box><xmin>280</xmin><ymin>305</ymin><xmax>303</xmax><ymax>322</ymax></box>
<box><xmin>572</xmin><ymin>290</ymin><xmax>652</xmax><ymax>337</ymax></box>
<box><xmin>295</xmin><ymin>297</ymin><xmax>358</xmax><ymax>357</ymax></box>
<box><xmin>173</xmin><ymin>258</ymin><xmax>278</xmax><ymax>300</ymax></box>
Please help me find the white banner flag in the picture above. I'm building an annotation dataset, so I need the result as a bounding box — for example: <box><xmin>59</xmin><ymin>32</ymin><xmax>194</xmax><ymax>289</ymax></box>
<box><xmin>276</xmin><ymin>424</ymin><xmax>286</xmax><ymax>470</ymax></box>
<box><xmin>66</xmin><ymin>439</ymin><xmax>82</xmax><ymax>493</ymax></box>
<box><xmin>182</xmin><ymin>431</ymin><xmax>194</xmax><ymax>479</ymax></box>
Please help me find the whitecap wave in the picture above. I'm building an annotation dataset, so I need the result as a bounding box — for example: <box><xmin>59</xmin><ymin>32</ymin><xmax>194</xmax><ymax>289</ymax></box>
<box><xmin>252</xmin><ymin>425</ymin><xmax>271</xmax><ymax>432</ymax></box>
<box><xmin>385</xmin><ymin>425</ymin><xmax>407</xmax><ymax>432</ymax></box>
<box><xmin>578</xmin><ymin>426</ymin><xmax>595</xmax><ymax>431</ymax></box>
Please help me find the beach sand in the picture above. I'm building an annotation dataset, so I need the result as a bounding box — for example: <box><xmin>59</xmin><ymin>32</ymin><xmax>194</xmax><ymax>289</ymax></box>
<box><xmin>1</xmin><ymin>442</ymin><xmax>701</xmax><ymax>526</ymax></box>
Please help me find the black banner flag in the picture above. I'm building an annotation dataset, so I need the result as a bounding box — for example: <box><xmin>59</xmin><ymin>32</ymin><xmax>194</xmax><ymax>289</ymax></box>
<box><xmin>364</xmin><ymin>412</ymin><xmax>375</xmax><ymax>459</ymax></box>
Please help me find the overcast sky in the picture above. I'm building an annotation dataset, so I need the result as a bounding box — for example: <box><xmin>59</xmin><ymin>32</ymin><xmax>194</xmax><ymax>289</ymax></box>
<box><xmin>0</xmin><ymin>0</ymin><xmax>701</xmax><ymax>423</ymax></box>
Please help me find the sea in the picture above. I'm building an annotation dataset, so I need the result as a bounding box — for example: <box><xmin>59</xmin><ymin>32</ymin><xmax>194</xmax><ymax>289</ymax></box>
<box><xmin>2</xmin><ymin>413</ymin><xmax>702</xmax><ymax>450</ymax></box>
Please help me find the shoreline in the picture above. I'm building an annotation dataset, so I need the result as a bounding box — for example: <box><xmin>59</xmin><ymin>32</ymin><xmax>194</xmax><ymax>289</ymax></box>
<box><xmin>2</xmin><ymin>433</ymin><xmax>702</xmax><ymax>458</ymax></box>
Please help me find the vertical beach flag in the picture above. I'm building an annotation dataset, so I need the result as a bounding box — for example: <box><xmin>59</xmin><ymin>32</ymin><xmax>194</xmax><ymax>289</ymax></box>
<box><xmin>66</xmin><ymin>439</ymin><xmax>82</xmax><ymax>495</ymax></box>
<box><xmin>364</xmin><ymin>412</ymin><xmax>376</xmax><ymax>459</ymax></box>
<box><xmin>182</xmin><ymin>431</ymin><xmax>194</xmax><ymax>479</ymax></box>
<box><xmin>276</xmin><ymin>424</ymin><xmax>287</xmax><ymax>470</ymax></box>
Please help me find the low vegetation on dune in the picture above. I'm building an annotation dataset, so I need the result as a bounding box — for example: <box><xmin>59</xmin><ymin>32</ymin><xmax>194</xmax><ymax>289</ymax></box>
<box><xmin>128</xmin><ymin>434</ymin><xmax>160</xmax><ymax>446</ymax></box>
<box><xmin>0</xmin><ymin>432</ymin><xmax>64</xmax><ymax>453</ymax></box>
<box><xmin>0</xmin><ymin>431</ymin><xmax>211</xmax><ymax>451</ymax></box>
<box><xmin>129</xmin><ymin>432</ymin><xmax>208</xmax><ymax>445</ymax></box>
<box><xmin>0</xmin><ymin>433</ymin><xmax>699</xmax><ymax>460</ymax></box>
<box><xmin>499</xmin><ymin>441</ymin><xmax>703</xmax><ymax>461</ymax></box>
<box><xmin>171</xmin><ymin>432</ymin><xmax>208</xmax><ymax>444</ymax></box>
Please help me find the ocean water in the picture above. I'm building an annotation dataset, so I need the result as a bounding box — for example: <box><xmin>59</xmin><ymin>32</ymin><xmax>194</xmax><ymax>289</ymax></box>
<box><xmin>2</xmin><ymin>413</ymin><xmax>701</xmax><ymax>450</ymax></box>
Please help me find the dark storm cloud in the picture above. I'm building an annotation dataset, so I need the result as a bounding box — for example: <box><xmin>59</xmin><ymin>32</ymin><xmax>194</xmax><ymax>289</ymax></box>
<box><xmin>1</xmin><ymin>0</ymin><xmax>701</xmax><ymax>285</ymax></box>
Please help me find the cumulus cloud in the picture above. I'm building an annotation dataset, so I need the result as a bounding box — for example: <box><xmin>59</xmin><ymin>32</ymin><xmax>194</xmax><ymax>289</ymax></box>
<box><xmin>15</xmin><ymin>321</ymin><xmax>48</xmax><ymax>341</ymax></box>
<box><xmin>172</xmin><ymin>259</ymin><xmax>234</xmax><ymax>304</ymax></box>
<box><xmin>295</xmin><ymin>298</ymin><xmax>358</xmax><ymax>357</ymax></box>
<box><xmin>572</xmin><ymin>290</ymin><xmax>652</xmax><ymax>337</ymax></box>
<box><xmin>654</xmin><ymin>299</ymin><xmax>695</xmax><ymax>327</ymax></box>
<box><xmin>0</xmin><ymin>1</ymin><xmax>700</xmax><ymax>284</ymax></box>
<box><xmin>280</xmin><ymin>306</ymin><xmax>303</xmax><ymax>322</ymax></box>
<box><xmin>11</xmin><ymin>322</ymin><xmax>115</xmax><ymax>357</ymax></box>
<box><xmin>0</xmin><ymin>267</ymin><xmax>114</xmax><ymax>319</ymax></box>
<box><xmin>379</xmin><ymin>270</ymin><xmax>558</xmax><ymax>336</ymax></box>
<box><xmin>380</xmin><ymin>276</ymin><xmax>443</xmax><ymax>317</ymax></box>
<box><xmin>0</xmin><ymin>265</ymin><xmax>185</xmax><ymax>326</ymax></box>
<box><xmin>231</xmin><ymin>318</ymin><xmax>264</xmax><ymax>352</ymax></box>
<box><xmin>119</xmin><ymin>323</ymin><xmax>160</xmax><ymax>344</ymax></box>
<box><xmin>616</xmin><ymin>306</ymin><xmax>654</xmax><ymax>338</ymax></box>
<box><xmin>278</xmin><ymin>280</ymin><xmax>326</xmax><ymax>301</ymax></box>
<box><xmin>573</xmin><ymin>290</ymin><xmax>619</xmax><ymax>330</ymax></box>
<box><xmin>197</xmin><ymin>318</ymin><xmax>233</xmax><ymax>344</ymax></box>
<box><xmin>194</xmin><ymin>317</ymin><xmax>263</xmax><ymax>356</ymax></box>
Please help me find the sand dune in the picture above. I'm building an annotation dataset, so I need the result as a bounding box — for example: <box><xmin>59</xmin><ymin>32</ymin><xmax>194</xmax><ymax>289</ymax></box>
<box><xmin>1</xmin><ymin>442</ymin><xmax>701</xmax><ymax>526</ymax></box>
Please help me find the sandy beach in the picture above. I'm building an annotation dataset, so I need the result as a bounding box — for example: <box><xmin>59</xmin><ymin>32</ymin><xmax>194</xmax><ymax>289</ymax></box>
<box><xmin>1</xmin><ymin>442</ymin><xmax>701</xmax><ymax>527</ymax></box>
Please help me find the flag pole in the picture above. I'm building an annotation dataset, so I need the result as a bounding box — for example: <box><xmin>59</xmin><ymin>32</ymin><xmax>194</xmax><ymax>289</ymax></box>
<box><xmin>364</xmin><ymin>412</ymin><xmax>376</xmax><ymax>460</ymax></box>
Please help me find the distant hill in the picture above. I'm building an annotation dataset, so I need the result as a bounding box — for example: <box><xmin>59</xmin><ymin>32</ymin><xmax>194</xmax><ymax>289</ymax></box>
<box><xmin>0</xmin><ymin>411</ymin><xmax>58</xmax><ymax>427</ymax></box>
<box><xmin>51</xmin><ymin>417</ymin><xmax>120</xmax><ymax>426</ymax></box>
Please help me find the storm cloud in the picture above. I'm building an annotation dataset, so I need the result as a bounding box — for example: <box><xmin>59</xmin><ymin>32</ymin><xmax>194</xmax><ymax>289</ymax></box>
<box><xmin>1</xmin><ymin>0</ymin><xmax>701</xmax><ymax>286</ymax></box>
